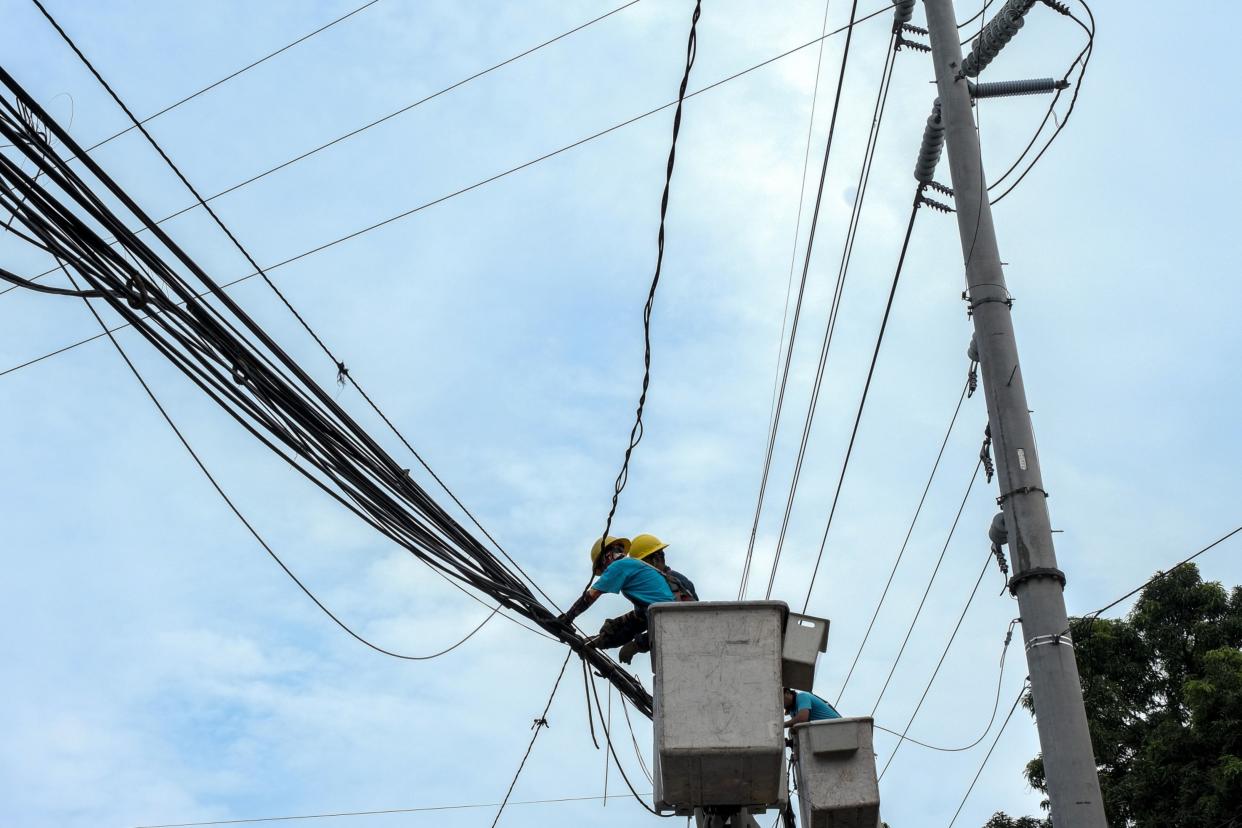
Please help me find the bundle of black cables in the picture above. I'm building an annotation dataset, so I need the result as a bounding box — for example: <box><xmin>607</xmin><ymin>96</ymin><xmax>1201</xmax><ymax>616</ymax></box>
<box><xmin>0</xmin><ymin>65</ymin><xmax>652</xmax><ymax>718</ymax></box>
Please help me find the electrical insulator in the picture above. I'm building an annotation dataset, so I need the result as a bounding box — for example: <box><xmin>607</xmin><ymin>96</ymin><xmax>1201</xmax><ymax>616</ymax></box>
<box><xmin>893</xmin><ymin>0</ymin><xmax>916</xmax><ymax>26</ymax></box>
<box><xmin>913</xmin><ymin>102</ymin><xmax>945</xmax><ymax>184</ymax></box>
<box><xmin>969</xmin><ymin>78</ymin><xmax>1067</xmax><ymax>99</ymax></box>
<box><xmin>961</xmin><ymin>0</ymin><xmax>1038</xmax><ymax>78</ymax></box>
<box><xmin>988</xmin><ymin>511</ymin><xmax>1008</xmax><ymax>547</ymax></box>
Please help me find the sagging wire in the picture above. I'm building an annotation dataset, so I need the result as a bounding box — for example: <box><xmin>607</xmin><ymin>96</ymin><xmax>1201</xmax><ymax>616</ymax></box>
<box><xmin>598</xmin><ymin>0</ymin><xmax>701</xmax><ymax>552</ymax></box>
<box><xmin>489</xmin><ymin>652</ymin><xmax>574</xmax><ymax>828</ymax></box>
<box><xmin>0</xmin><ymin>66</ymin><xmax>650</xmax><ymax>713</ymax></box>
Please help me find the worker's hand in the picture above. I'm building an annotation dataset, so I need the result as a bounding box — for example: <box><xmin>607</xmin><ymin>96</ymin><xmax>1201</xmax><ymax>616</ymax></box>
<box><xmin>618</xmin><ymin>641</ymin><xmax>639</xmax><ymax>665</ymax></box>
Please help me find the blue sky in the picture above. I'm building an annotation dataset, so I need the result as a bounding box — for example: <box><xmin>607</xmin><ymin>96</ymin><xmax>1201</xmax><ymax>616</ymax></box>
<box><xmin>1</xmin><ymin>1</ymin><xmax>1238</xmax><ymax>827</ymax></box>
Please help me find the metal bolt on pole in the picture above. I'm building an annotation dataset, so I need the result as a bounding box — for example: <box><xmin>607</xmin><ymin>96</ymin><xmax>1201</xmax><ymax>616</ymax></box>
<box><xmin>920</xmin><ymin>0</ymin><xmax>1108</xmax><ymax>825</ymax></box>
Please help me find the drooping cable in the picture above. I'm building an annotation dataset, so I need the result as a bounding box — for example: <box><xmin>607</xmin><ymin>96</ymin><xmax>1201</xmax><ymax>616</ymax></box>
<box><xmin>70</xmin><ymin>0</ymin><xmax>380</xmax><ymax>158</ymax></box>
<box><xmin>945</xmin><ymin>680</ymin><xmax>1029</xmax><ymax>828</ymax></box>
<box><xmin>836</xmin><ymin>379</ymin><xmax>971</xmax><ymax>705</ymax></box>
<box><xmin>761</xmin><ymin>27</ymin><xmax>901</xmax><ymax>601</ymax></box>
<box><xmin>791</xmin><ymin>189</ymin><xmax>927</xmax><ymax>609</ymax></box>
<box><xmin>0</xmin><ymin>67</ymin><xmax>652</xmax><ymax>714</ymax></box>
<box><xmin>738</xmin><ymin>0</ymin><xmax>835</xmax><ymax>600</ymax></box>
<box><xmin>597</xmin><ymin>0</ymin><xmax>700</xmax><ymax>550</ymax></box>
<box><xmin>878</xmin><ymin>550</ymin><xmax>992</xmax><ymax>778</ymax></box>
<box><xmin>3</xmin><ymin>0</ymin><xmax>642</xmax><ymax>298</ymax></box>
<box><xmin>489</xmin><ymin>652</ymin><xmax>573</xmax><ymax>828</ymax></box>
<box><xmin>30</xmin><ymin>0</ymin><xmax>564</xmax><ymax>616</ymax></box>
<box><xmin>1</xmin><ymin>5</ymin><xmax>901</xmax><ymax>383</ymax></box>
<box><xmin>870</xmin><ymin>459</ymin><xmax>983</xmax><ymax>717</ymax></box>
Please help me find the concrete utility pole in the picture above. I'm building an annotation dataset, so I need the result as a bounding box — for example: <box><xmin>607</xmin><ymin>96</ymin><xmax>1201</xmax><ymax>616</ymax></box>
<box><xmin>921</xmin><ymin>1</ymin><xmax>1108</xmax><ymax>825</ymax></box>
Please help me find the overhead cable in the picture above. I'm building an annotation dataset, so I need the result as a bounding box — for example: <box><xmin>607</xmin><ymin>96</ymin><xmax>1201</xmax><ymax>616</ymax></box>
<box><xmin>739</xmin><ymin>0</ymin><xmax>836</xmax><ymax>601</ymax></box>
<box><xmin>3</xmin><ymin>0</ymin><xmax>642</xmax><ymax>298</ymax></box>
<box><xmin>134</xmin><ymin>792</ymin><xmax>653</xmax><ymax>828</ymax></box>
<box><xmin>878</xmin><ymin>550</ymin><xmax>993</xmax><ymax>778</ymax></box>
<box><xmin>869</xmin><ymin>459</ymin><xmax>983</xmax><ymax>717</ymax></box>
<box><xmin>836</xmin><ymin>380</ymin><xmax>971</xmax><ymax>705</ymax></box>
<box><xmin>795</xmin><ymin>188</ymin><xmax>931</xmax><ymax>610</ymax></box>
<box><xmin>0</xmin><ymin>3</ymin><xmax>900</xmax><ymax>382</ymax></box>
<box><xmin>68</xmin><ymin>0</ymin><xmax>380</xmax><ymax>158</ymax></box>
<box><xmin>597</xmin><ymin>0</ymin><xmax>701</xmax><ymax>550</ymax></box>
<box><xmin>0</xmin><ymin>67</ymin><xmax>651</xmax><ymax>714</ymax></box>
<box><xmin>945</xmin><ymin>681</ymin><xmax>1029</xmax><ymax>828</ymax></box>
<box><xmin>762</xmin><ymin>25</ymin><xmax>901</xmax><ymax>602</ymax></box>
<box><xmin>489</xmin><ymin>652</ymin><xmax>573</xmax><ymax>828</ymax></box>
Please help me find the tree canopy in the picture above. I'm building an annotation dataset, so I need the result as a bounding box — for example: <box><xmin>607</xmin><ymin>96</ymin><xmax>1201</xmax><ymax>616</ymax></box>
<box><xmin>987</xmin><ymin>564</ymin><xmax>1242</xmax><ymax>828</ymax></box>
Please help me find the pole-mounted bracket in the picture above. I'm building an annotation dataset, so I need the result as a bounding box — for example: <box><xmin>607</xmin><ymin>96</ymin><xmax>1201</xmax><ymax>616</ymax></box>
<box><xmin>1009</xmin><ymin>565</ymin><xmax>1067</xmax><ymax>596</ymax></box>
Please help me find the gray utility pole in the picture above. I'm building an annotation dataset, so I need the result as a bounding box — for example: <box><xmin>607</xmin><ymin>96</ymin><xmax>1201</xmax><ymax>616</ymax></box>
<box><xmin>921</xmin><ymin>0</ymin><xmax>1108</xmax><ymax>825</ymax></box>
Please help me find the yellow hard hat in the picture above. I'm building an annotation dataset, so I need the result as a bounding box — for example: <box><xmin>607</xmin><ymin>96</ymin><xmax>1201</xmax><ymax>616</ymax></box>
<box><xmin>629</xmin><ymin>533</ymin><xmax>669</xmax><ymax>561</ymax></box>
<box><xmin>590</xmin><ymin>535</ymin><xmax>631</xmax><ymax>565</ymax></box>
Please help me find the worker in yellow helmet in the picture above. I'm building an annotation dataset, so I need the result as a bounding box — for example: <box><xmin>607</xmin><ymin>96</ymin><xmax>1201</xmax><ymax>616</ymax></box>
<box><xmin>557</xmin><ymin>534</ymin><xmax>675</xmax><ymax>661</ymax></box>
<box><xmin>614</xmin><ymin>533</ymin><xmax>700</xmax><ymax>664</ymax></box>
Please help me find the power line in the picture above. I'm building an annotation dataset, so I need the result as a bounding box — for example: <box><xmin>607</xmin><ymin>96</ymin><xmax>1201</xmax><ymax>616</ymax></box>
<box><xmin>738</xmin><ymin>0</ymin><xmax>835</xmax><ymax>600</ymax></box>
<box><xmin>72</xmin><ymin>0</ymin><xmax>380</xmax><ymax>158</ymax></box>
<box><xmin>878</xmin><ymin>549</ymin><xmax>993</xmax><ymax>778</ymax></box>
<box><xmin>597</xmin><ymin>0</ymin><xmax>701</xmax><ymax>550</ymax></box>
<box><xmin>836</xmin><ymin>379</ymin><xmax>971</xmax><ymax>704</ymax></box>
<box><xmin>134</xmin><ymin>792</ymin><xmax>651</xmax><ymax>828</ymax></box>
<box><xmin>761</xmin><ymin>26</ymin><xmax>901</xmax><ymax>601</ymax></box>
<box><xmin>945</xmin><ymin>680</ymin><xmax>1029</xmax><ymax>828</ymax></box>
<box><xmin>1</xmin><ymin>0</ymin><xmax>640</xmax><ymax>297</ymax></box>
<box><xmin>796</xmin><ymin>189</ymin><xmax>928</xmax><ymax>610</ymax></box>
<box><xmin>870</xmin><ymin>458</ymin><xmax>983</xmax><ymax>717</ymax></box>
<box><xmin>0</xmin><ymin>65</ymin><xmax>652</xmax><ymax>714</ymax></box>
<box><xmin>0</xmin><ymin>2</ymin><xmax>898</xmax><ymax>380</ymax></box>
<box><xmin>1082</xmin><ymin>525</ymin><xmax>1241</xmax><ymax>621</ymax></box>
<box><xmin>55</xmin><ymin>264</ymin><xmax>491</xmax><ymax>661</ymax></box>
<box><xmin>31</xmin><ymin>0</ymin><xmax>565</xmax><ymax>618</ymax></box>
<box><xmin>490</xmin><ymin>652</ymin><xmax>573</xmax><ymax>828</ymax></box>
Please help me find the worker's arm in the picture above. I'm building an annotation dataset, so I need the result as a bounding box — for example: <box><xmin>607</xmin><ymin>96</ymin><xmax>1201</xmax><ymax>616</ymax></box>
<box><xmin>784</xmin><ymin>708</ymin><xmax>811</xmax><ymax>730</ymax></box>
<box><xmin>559</xmin><ymin>588</ymin><xmax>603</xmax><ymax>624</ymax></box>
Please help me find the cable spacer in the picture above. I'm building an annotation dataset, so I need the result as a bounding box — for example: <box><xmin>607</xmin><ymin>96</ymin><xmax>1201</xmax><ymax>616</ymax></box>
<box><xmin>1009</xmin><ymin>566</ymin><xmax>1066</xmax><ymax>596</ymax></box>
<box><xmin>230</xmin><ymin>363</ymin><xmax>248</xmax><ymax>385</ymax></box>
<box><xmin>996</xmin><ymin>485</ymin><xmax>1047</xmax><ymax>505</ymax></box>
<box><xmin>124</xmin><ymin>275</ymin><xmax>149</xmax><ymax>309</ymax></box>
<box><xmin>1024</xmin><ymin>631</ymin><xmax>1074</xmax><ymax>651</ymax></box>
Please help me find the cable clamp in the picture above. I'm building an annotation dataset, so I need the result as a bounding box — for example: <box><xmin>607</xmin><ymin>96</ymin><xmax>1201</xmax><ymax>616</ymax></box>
<box><xmin>1008</xmin><ymin>565</ymin><xmax>1066</xmax><ymax>595</ymax></box>
<box><xmin>335</xmin><ymin>361</ymin><xmax>349</xmax><ymax>386</ymax></box>
<box><xmin>531</xmin><ymin>717</ymin><xmax>549</xmax><ymax>730</ymax></box>
<box><xmin>962</xmin><ymin>285</ymin><xmax>1014</xmax><ymax>317</ymax></box>
<box><xmin>1025</xmin><ymin>631</ymin><xmax>1073</xmax><ymax>652</ymax></box>
<box><xmin>995</xmin><ymin>485</ymin><xmax>1047</xmax><ymax>505</ymax></box>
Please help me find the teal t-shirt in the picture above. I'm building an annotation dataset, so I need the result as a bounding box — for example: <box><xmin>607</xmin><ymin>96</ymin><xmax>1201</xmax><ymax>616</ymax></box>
<box><xmin>794</xmin><ymin>692</ymin><xmax>842</xmax><ymax>722</ymax></box>
<box><xmin>592</xmin><ymin>557</ymin><xmax>675</xmax><ymax>610</ymax></box>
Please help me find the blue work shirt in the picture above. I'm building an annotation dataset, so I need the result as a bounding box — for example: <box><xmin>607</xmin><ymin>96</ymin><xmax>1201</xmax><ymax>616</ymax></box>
<box><xmin>593</xmin><ymin>557</ymin><xmax>675</xmax><ymax>611</ymax></box>
<box><xmin>793</xmin><ymin>691</ymin><xmax>842</xmax><ymax>722</ymax></box>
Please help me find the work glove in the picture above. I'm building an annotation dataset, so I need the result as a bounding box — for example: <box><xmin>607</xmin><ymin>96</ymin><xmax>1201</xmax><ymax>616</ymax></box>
<box><xmin>618</xmin><ymin>640</ymin><xmax>640</xmax><ymax>665</ymax></box>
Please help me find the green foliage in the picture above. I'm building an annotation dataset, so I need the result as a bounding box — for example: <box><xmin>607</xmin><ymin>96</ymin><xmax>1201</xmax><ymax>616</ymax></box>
<box><xmin>989</xmin><ymin>564</ymin><xmax>1242</xmax><ymax>828</ymax></box>
<box><xmin>982</xmin><ymin>813</ymin><xmax>1049</xmax><ymax>828</ymax></box>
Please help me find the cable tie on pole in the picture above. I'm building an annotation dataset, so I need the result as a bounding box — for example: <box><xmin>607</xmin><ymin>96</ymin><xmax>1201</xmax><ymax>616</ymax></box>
<box><xmin>995</xmin><ymin>485</ymin><xmax>1047</xmax><ymax>505</ymax></box>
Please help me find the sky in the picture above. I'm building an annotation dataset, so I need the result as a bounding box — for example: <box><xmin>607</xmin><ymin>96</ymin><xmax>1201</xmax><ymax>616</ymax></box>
<box><xmin>1</xmin><ymin>1</ymin><xmax>1239</xmax><ymax>827</ymax></box>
